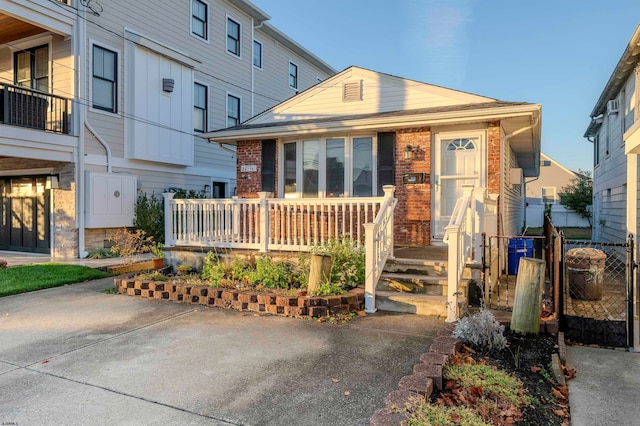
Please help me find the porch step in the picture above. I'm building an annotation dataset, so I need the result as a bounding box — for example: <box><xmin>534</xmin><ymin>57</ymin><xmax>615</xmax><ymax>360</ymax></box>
<box><xmin>383</xmin><ymin>257</ymin><xmax>448</xmax><ymax>276</ymax></box>
<box><xmin>375</xmin><ymin>291</ymin><xmax>448</xmax><ymax>317</ymax></box>
<box><xmin>377</xmin><ymin>272</ymin><xmax>447</xmax><ymax>296</ymax></box>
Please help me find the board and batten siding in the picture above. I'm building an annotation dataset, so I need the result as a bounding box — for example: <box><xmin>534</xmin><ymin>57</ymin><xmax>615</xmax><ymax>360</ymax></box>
<box><xmin>592</xmin><ymin>72</ymin><xmax>636</xmax><ymax>242</ymax></box>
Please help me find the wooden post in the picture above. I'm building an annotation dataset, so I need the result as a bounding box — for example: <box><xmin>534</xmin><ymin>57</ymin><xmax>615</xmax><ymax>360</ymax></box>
<box><xmin>511</xmin><ymin>258</ymin><xmax>546</xmax><ymax>334</ymax></box>
<box><xmin>308</xmin><ymin>254</ymin><xmax>333</xmax><ymax>294</ymax></box>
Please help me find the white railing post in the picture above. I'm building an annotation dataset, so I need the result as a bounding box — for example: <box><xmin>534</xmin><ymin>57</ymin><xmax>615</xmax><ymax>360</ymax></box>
<box><xmin>232</xmin><ymin>196</ymin><xmax>240</xmax><ymax>241</ymax></box>
<box><xmin>257</xmin><ymin>192</ymin><xmax>270</xmax><ymax>253</ymax></box>
<box><xmin>162</xmin><ymin>192</ymin><xmax>175</xmax><ymax>247</ymax></box>
<box><xmin>383</xmin><ymin>185</ymin><xmax>396</xmax><ymax>259</ymax></box>
<box><xmin>462</xmin><ymin>185</ymin><xmax>474</xmax><ymax>261</ymax></box>
<box><xmin>363</xmin><ymin>223</ymin><xmax>377</xmax><ymax>313</ymax></box>
<box><xmin>445</xmin><ymin>225</ymin><xmax>460</xmax><ymax>322</ymax></box>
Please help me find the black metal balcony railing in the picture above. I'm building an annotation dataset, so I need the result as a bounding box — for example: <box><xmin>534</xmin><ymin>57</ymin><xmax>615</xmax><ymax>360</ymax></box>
<box><xmin>0</xmin><ymin>83</ymin><xmax>70</xmax><ymax>134</ymax></box>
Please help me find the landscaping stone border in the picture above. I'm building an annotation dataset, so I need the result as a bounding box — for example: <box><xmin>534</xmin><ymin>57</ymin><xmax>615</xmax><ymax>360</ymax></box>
<box><xmin>114</xmin><ymin>278</ymin><xmax>364</xmax><ymax>319</ymax></box>
<box><xmin>369</xmin><ymin>323</ymin><xmax>460</xmax><ymax>425</ymax></box>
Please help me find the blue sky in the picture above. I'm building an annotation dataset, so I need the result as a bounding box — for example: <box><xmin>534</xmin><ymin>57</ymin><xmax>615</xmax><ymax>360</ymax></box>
<box><xmin>252</xmin><ymin>0</ymin><xmax>640</xmax><ymax>173</ymax></box>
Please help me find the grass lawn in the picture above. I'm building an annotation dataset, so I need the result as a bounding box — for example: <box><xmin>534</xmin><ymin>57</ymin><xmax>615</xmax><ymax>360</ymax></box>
<box><xmin>0</xmin><ymin>263</ymin><xmax>112</xmax><ymax>297</ymax></box>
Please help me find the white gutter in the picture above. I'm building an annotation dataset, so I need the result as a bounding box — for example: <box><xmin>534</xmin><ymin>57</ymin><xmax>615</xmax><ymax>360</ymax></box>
<box><xmin>84</xmin><ymin>120</ymin><xmax>112</xmax><ymax>173</ymax></box>
<box><xmin>251</xmin><ymin>17</ymin><xmax>255</xmax><ymax>117</ymax></box>
<box><xmin>76</xmin><ymin>2</ymin><xmax>87</xmax><ymax>258</ymax></box>
<box><xmin>206</xmin><ymin>105</ymin><xmax>541</xmax><ymax>143</ymax></box>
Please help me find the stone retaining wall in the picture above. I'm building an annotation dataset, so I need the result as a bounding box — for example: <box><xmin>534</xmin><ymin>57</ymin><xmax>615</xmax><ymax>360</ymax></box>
<box><xmin>115</xmin><ymin>278</ymin><xmax>364</xmax><ymax>318</ymax></box>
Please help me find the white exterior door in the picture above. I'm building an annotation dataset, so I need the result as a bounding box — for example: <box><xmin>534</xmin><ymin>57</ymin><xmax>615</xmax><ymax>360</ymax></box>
<box><xmin>433</xmin><ymin>136</ymin><xmax>481</xmax><ymax>239</ymax></box>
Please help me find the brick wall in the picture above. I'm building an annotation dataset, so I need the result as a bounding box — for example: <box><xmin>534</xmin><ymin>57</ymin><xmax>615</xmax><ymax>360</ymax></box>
<box><xmin>236</xmin><ymin>140</ymin><xmax>263</xmax><ymax>197</ymax></box>
<box><xmin>394</xmin><ymin>128</ymin><xmax>432</xmax><ymax>245</ymax></box>
<box><xmin>488</xmin><ymin>122</ymin><xmax>501</xmax><ymax>195</ymax></box>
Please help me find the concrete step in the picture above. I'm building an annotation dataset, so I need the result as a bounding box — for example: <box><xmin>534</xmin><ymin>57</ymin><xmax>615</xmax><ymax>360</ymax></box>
<box><xmin>375</xmin><ymin>291</ymin><xmax>448</xmax><ymax>317</ymax></box>
<box><xmin>384</xmin><ymin>257</ymin><xmax>448</xmax><ymax>276</ymax></box>
<box><xmin>377</xmin><ymin>272</ymin><xmax>447</xmax><ymax>296</ymax></box>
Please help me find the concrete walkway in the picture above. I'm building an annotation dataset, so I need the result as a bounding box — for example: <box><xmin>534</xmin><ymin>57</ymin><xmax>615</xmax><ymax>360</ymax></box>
<box><xmin>0</xmin><ymin>277</ymin><xmax>444</xmax><ymax>425</ymax></box>
<box><xmin>566</xmin><ymin>345</ymin><xmax>640</xmax><ymax>426</ymax></box>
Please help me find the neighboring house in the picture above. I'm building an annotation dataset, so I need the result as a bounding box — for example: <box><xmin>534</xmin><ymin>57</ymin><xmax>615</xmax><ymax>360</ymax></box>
<box><xmin>205</xmin><ymin>66</ymin><xmax>542</xmax><ymax>246</ymax></box>
<box><xmin>525</xmin><ymin>153</ymin><xmax>591</xmax><ymax>228</ymax></box>
<box><xmin>584</xmin><ymin>24</ymin><xmax>640</xmax><ymax>244</ymax></box>
<box><xmin>0</xmin><ymin>0</ymin><xmax>334</xmax><ymax>257</ymax></box>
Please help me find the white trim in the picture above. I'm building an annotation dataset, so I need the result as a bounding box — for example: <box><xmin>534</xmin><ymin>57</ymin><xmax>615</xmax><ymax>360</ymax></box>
<box><xmin>226</xmin><ymin>91</ymin><xmax>242</xmax><ymax>127</ymax></box>
<box><xmin>0</xmin><ymin>167</ymin><xmax>55</xmax><ymax>177</ymax></box>
<box><xmin>288</xmin><ymin>60</ymin><xmax>299</xmax><ymax>90</ymax></box>
<box><xmin>0</xmin><ymin>0</ymin><xmax>75</xmax><ymax>37</ymax></box>
<box><xmin>206</xmin><ymin>106</ymin><xmax>540</xmax><ymax>142</ymax></box>
<box><xmin>210</xmin><ymin>178</ymin><xmax>232</xmax><ymax>198</ymax></box>
<box><xmin>226</xmin><ymin>15</ymin><xmax>242</xmax><ymax>59</ymax></box>
<box><xmin>89</xmin><ymin>39</ymin><xmax>121</xmax><ymax>117</ymax></box>
<box><xmin>253</xmin><ymin>39</ymin><xmax>263</xmax><ymax>70</ymax></box>
<box><xmin>190</xmin><ymin>0</ymin><xmax>210</xmax><ymax>44</ymax></box>
<box><xmin>193</xmin><ymin>80</ymin><xmax>210</xmax><ymax>133</ymax></box>
<box><xmin>124</xmin><ymin>28</ymin><xmax>200</xmax><ymax>68</ymax></box>
<box><xmin>84</xmin><ymin>154</ymin><xmax>236</xmax><ymax>180</ymax></box>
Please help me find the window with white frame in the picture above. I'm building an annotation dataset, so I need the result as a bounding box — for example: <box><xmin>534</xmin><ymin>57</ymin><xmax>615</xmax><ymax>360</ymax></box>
<box><xmin>193</xmin><ymin>82</ymin><xmax>207</xmax><ymax>133</ymax></box>
<box><xmin>227</xmin><ymin>94</ymin><xmax>240</xmax><ymax>127</ymax></box>
<box><xmin>542</xmin><ymin>187</ymin><xmax>556</xmax><ymax>204</ymax></box>
<box><xmin>253</xmin><ymin>40</ymin><xmax>262</xmax><ymax>68</ymax></box>
<box><xmin>289</xmin><ymin>61</ymin><xmax>298</xmax><ymax>89</ymax></box>
<box><xmin>227</xmin><ymin>18</ymin><xmax>240</xmax><ymax>56</ymax></box>
<box><xmin>281</xmin><ymin>135</ymin><xmax>377</xmax><ymax>198</ymax></box>
<box><xmin>191</xmin><ymin>0</ymin><xmax>208</xmax><ymax>40</ymax></box>
<box><xmin>92</xmin><ymin>44</ymin><xmax>117</xmax><ymax>113</ymax></box>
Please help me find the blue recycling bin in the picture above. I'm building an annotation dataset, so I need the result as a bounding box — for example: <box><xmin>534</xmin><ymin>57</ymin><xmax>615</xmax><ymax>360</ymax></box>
<box><xmin>508</xmin><ymin>238</ymin><xmax>534</xmax><ymax>275</ymax></box>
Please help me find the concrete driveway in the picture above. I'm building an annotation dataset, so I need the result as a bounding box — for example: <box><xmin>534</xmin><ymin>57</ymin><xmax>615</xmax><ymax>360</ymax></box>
<box><xmin>0</xmin><ymin>277</ymin><xmax>444</xmax><ymax>425</ymax></box>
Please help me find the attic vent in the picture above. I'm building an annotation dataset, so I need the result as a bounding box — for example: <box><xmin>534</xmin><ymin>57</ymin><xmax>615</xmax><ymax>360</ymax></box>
<box><xmin>540</xmin><ymin>160</ymin><xmax>551</xmax><ymax>167</ymax></box>
<box><xmin>343</xmin><ymin>81</ymin><xmax>363</xmax><ymax>102</ymax></box>
<box><xmin>607</xmin><ymin>99</ymin><xmax>619</xmax><ymax>115</ymax></box>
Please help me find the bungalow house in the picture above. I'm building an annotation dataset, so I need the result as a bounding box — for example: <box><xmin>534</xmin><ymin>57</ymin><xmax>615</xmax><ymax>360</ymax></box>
<box><xmin>173</xmin><ymin>66</ymin><xmax>541</xmax><ymax>320</ymax></box>
<box><xmin>525</xmin><ymin>153</ymin><xmax>591</xmax><ymax>229</ymax></box>
<box><xmin>584</xmin><ymin>24</ymin><xmax>640</xmax><ymax>245</ymax></box>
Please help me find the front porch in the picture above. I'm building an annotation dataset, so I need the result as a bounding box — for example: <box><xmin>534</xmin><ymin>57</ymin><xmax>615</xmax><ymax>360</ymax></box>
<box><xmin>162</xmin><ymin>185</ymin><xmax>485</xmax><ymax>321</ymax></box>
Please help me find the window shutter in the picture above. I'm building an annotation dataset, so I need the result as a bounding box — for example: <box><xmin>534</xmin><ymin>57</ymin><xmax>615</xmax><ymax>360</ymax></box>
<box><xmin>261</xmin><ymin>140</ymin><xmax>276</xmax><ymax>193</ymax></box>
<box><xmin>377</xmin><ymin>132</ymin><xmax>395</xmax><ymax>195</ymax></box>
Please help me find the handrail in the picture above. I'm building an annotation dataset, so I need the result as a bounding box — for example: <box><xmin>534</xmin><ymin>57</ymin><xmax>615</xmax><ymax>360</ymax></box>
<box><xmin>0</xmin><ymin>82</ymin><xmax>70</xmax><ymax>134</ymax></box>
<box><xmin>443</xmin><ymin>187</ymin><xmax>474</xmax><ymax>322</ymax></box>
<box><xmin>363</xmin><ymin>185</ymin><xmax>397</xmax><ymax>313</ymax></box>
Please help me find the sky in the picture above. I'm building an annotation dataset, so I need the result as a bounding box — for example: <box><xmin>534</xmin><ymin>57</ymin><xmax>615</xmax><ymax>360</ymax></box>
<box><xmin>252</xmin><ymin>0</ymin><xmax>640</xmax><ymax>173</ymax></box>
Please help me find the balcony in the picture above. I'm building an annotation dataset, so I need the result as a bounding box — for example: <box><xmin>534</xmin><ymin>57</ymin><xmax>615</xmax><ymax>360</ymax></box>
<box><xmin>0</xmin><ymin>83</ymin><xmax>70</xmax><ymax>134</ymax></box>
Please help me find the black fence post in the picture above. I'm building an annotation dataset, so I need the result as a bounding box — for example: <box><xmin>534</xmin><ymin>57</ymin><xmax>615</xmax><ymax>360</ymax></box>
<box><xmin>558</xmin><ymin>231</ymin><xmax>565</xmax><ymax>327</ymax></box>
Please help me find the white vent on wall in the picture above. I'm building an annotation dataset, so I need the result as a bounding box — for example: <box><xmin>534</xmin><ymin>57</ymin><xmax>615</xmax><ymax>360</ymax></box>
<box><xmin>607</xmin><ymin>99</ymin><xmax>619</xmax><ymax>115</ymax></box>
<box><xmin>343</xmin><ymin>80</ymin><xmax>363</xmax><ymax>102</ymax></box>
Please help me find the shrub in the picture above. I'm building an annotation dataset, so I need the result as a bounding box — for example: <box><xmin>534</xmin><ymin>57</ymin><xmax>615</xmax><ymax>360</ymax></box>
<box><xmin>134</xmin><ymin>192</ymin><xmax>164</xmax><ymax>243</ymax></box>
<box><xmin>201</xmin><ymin>252</ymin><xmax>227</xmax><ymax>287</ymax></box>
<box><xmin>452</xmin><ymin>309</ymin><xmax>507</xmax><ymax>351</ymax></box>
<box><xmin>248</xmin><ymin>257</ymin><xmax>297</xmax><ymax>289</ymax></box>
<box><xmin>87</xmin><ymin>248</ymin><xmax>117</xmax><ymax>259</ymax></box>
<box><xmin>309</xmin><ymin>237</ymin><xmax>364</xmax><ymax>290</ymax></box>
<box><xmin>166</xmin><ymin>187</ymin><xmax>207</xmax><ymax>199</ymax></box>
<box><xmin>109</xmin><ymin>227</ymin><xmax>154</xmax><ymax>259</ymax></box>
<box><xmin>0</xmin><ymin>259</ymin><xmax>7</xmax><ymax>269</ymax></box>
<box><xmin>312</xmin><ymin>282</ymin><xmax>346</xmax><ymax>296</ymax></box>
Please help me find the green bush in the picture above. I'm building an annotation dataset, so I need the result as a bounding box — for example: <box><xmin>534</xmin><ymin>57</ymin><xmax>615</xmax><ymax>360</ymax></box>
<box><xmin>134</xmin><ymin>193</ymin><xmax>164</xmax><ymax>243</ymax></box>
<box><xmin>201</xmin><ymin>252</ymin><xmax>227</xmax><ymax>287</ymax></box>
<box><xmin>248</xmin><ymin>257</ymin><xmax>298</xmax><ymax>289</ymax></box>
<box><xmin>167</xmin><ymin>188</ymin><xmax>207</xmax><ymax>199</ymax></box>
<box><xmin>310</xmin><ymin>237</ymin><xmax>364</xmax><ymax>290</ymax></box>
<box><xmin>312</xmin><ymin>282</ymin><xmax>346</xmax><ymax>296</ymax></box>
<box><xmin>87</xmin><ymin>248</ymin><xmax>117</xmax><ymax>259</ymax></box>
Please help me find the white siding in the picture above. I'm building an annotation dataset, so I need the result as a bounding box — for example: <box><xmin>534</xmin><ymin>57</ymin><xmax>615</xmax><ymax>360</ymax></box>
<box><xmin>592</xmin><ymin>73</ymin><xmax>636</xmax><ymax>242</ymax></box>
<box><xmin>248</xmin><ymin>67</ymin><xmax>494</xmax><ymax>125</ymax></box>
<box><xmin>502</xmin><ymin>141</ymin><xmax>525</xmax><ymax>237</ymax></box>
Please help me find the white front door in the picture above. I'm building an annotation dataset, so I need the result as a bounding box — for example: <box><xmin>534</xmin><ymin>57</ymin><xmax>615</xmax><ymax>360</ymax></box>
<box><xmin>433</xmin><ymin>137</ymin><xmax>480</xmax><ymax>239</ymax></box>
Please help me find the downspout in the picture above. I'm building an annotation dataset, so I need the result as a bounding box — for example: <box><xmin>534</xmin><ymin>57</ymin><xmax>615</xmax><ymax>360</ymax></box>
<box><xmin>523</xmin><ymin>175</ymin><xmax>540</xmax><ymax>229</ymax></box>
<box><xmin>76</xmin><ymin>2</ymin><xmax>88</xmax><ymax>258</ymax></box>
<box><xmin>85</xmin><ymin>120</ymin><xmax>112</xmax><ymax>173</ymax></box>
<box><xmin>251</xmin><ymin>18</ymin><xmax>255</xmax><ymax>117</ymax></box>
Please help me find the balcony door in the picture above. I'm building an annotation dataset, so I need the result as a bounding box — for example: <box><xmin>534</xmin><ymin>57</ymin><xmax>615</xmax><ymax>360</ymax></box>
<box><xmin>14</xmin><ymin>45</ymin><xmax>49</xmax><ymax>92</ymax></box>
<box><xmin>0</xmin><ymin>177</ymin><xmax>50</xmax><ymax>253</ymax></box>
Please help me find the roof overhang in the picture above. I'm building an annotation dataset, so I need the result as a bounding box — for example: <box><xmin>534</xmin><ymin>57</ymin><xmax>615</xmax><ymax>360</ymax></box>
<box><xmin>226</xmin><ymin>0</ymin><xmax>270</xmax><ymax>23</ymax></box>
<box><xmin>588</xmin><ymin>24</ymin><xmax>640</xmax><ymax>119</ymax></box>
<box><xmin>206</xmin><ymin>103</ymin><xmax>541</xmax><ymax>176</ymax></box>
<box><xmin>258</xmin><ymin>23</ymin><xmax>336</xmax><ymax>76</ymax></box>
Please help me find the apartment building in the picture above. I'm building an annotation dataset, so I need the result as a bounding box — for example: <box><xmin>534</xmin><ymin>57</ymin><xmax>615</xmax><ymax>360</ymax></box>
<box><xmin>0</xmin><ymin>0</ymin><xmax>334</xmax><ymax>257</ymax></box>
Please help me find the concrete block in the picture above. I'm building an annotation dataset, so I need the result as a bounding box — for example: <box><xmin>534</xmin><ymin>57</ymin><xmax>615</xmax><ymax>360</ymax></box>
<box><xmin>418</xmin><ymin>352</ymin><xmax>448</xmax><ymax>365</ymax></box>
<box><xmin>397</xmin><ymin>374</ymin><xmax>434</xmax><ymax>396</ymax></box>
<box><xmin>412</xmin><ymin>363</ymin><xmax>443</xmax><ymax>389</ymax></box>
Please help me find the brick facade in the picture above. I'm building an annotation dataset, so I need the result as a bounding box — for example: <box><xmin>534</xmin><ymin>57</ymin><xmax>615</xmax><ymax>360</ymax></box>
<box><xmin>487</xmin><ymin>122</ymin><xmax>501</xmax><ymax>195</ymax></box>
<box><xmin>236</xmin><ymin>140</ymin><xmax>264</xmax><ymax>197</ymax></box>
<box><xmin>394</xmin><ymin>128</ymin><xmax>432</xmax><ymax>245</ymax></box>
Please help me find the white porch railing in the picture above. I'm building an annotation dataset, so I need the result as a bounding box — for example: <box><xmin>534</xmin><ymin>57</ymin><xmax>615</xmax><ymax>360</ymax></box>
<box><xmin>163</xmin><ymin>186</ymin><xmax>396</xmax><ymax>256</ymax></box>
<box><xmin>363</xmin><ymin>186</ymin><xmax>397</xmax><ymax>313</ymax></box>
<box><xmin>443</xmin><ymin>185</ymin><xmax>483</xmax><ymax>322</ymax></box>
